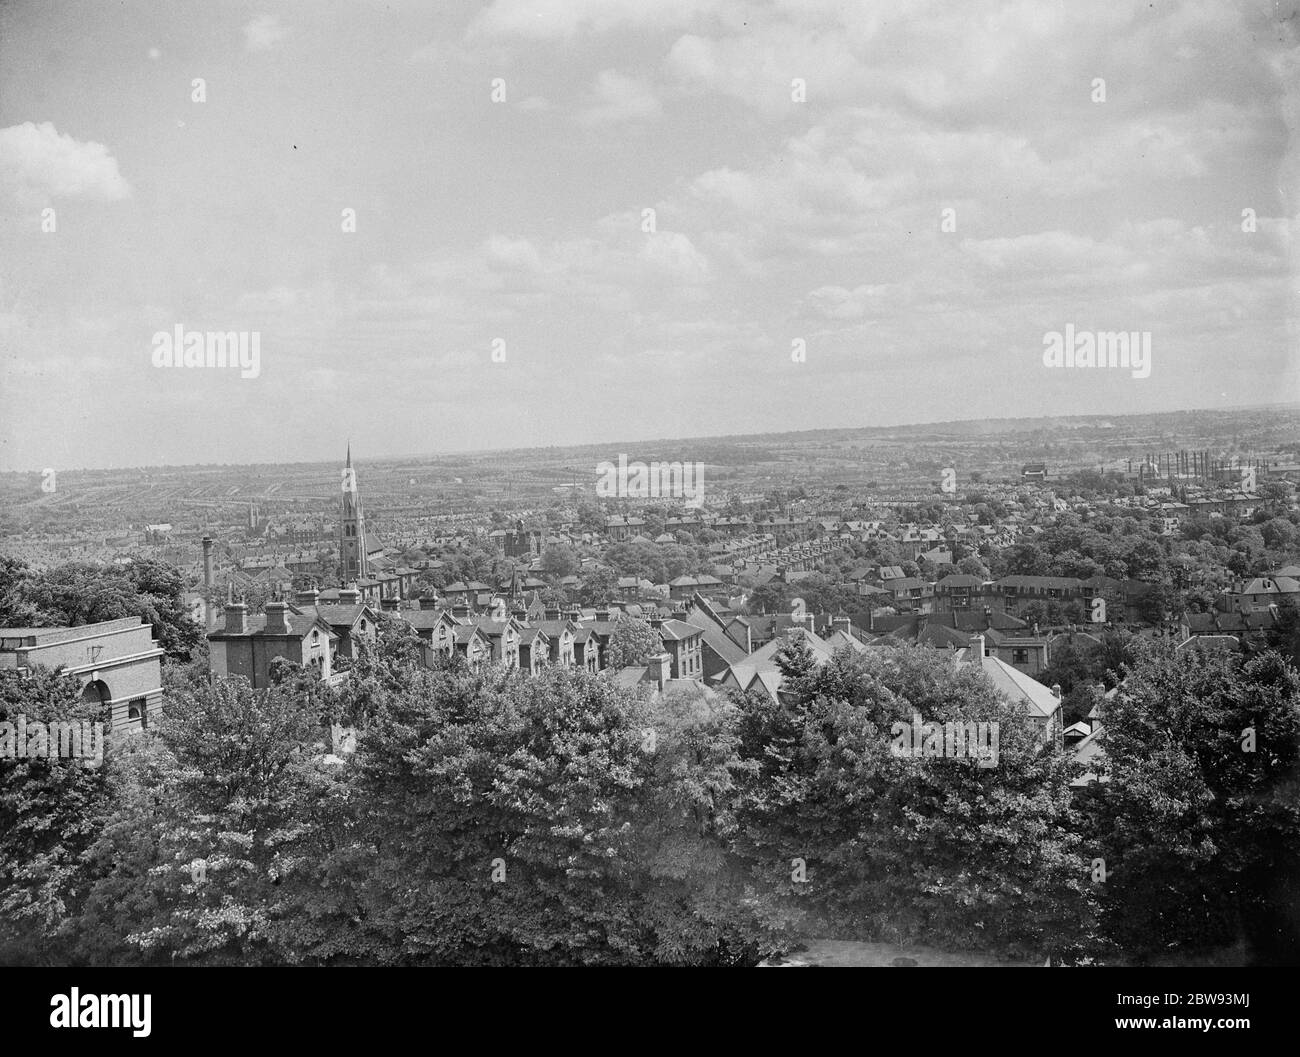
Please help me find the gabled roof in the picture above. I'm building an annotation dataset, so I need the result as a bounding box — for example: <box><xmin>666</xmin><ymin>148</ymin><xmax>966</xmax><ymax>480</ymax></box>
<box><xmin>954</xmin><ymin>648</ymin><xmax>1061</xmax><ymax>720</ymax></box>
<box><xmin>659</xmin><ymin>619</ymin><xmax>703</xmax><ymax>641</ymax></box>
<box><xmin>291</xmin><ymin>602</ymin><xmax>376</xmax><ymax>630</ymax></box>
<box><xmin>453</xmin><ymin>625</ymin><xmax>489</xmax><ymax>646</ymax></box>
<box><xmin>399</xmin><ymin>609</ymin><xmax>457</xmax><ymax>630</ymax></box>
<box><xmin>1240</xmin><ymin>576</ymin><xmax>1300</xmax><ymax>594</ymax></box>
<box><xmin>682</xmin><ymin>597</ymin><xmax>751</xmax><ymax>665</ymax></box>
<box><xmin>209</xmin><ymin>611</ymin><xmax>336</xmax><ymax>641</ymax></box>
<box><xmin>722</xmin><ymin>628</ymin><xmax>847</xmax><ymax>699</ymax></box>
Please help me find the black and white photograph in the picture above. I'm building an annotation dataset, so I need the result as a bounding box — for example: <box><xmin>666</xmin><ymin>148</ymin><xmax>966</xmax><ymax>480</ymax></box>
<box><xmin>0</xmin><ymin>0</ymin><xmax>1298</xmax><ymax>1023</ymax></box>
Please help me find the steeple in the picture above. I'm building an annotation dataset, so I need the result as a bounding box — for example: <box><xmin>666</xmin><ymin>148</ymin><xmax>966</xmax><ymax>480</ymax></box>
<box><xmin>339</xmin><ymin>443</ymin><xmax>369</xmax><ymax>581</ymax></box>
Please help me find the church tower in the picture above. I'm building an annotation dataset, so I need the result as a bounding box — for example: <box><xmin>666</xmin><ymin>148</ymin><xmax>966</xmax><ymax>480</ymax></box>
<box><xmin>339</xmin><ymin>443</ymin><xmax>369</xmax><ymax>582</ymax></box>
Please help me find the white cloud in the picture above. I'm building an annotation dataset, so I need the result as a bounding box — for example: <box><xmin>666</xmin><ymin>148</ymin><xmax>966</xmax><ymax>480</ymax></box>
<box><xmin>468</xmin><ymin>0</ymin><xmax>736</xmax><ymax>41</ymax></box>
<box><xmin>638</xmin><ymin>230</ymin><xmax>710</xmax><ymax>283</ymax></box>
<box><xmin>806</xmin><ymin>284</ymin><xmax>892</xmax><ymax>320</ymax></box>
<box><xmin>577</xmin><ymin>70</ymin><xmax>662</xmax><ymax>126</ymax></box>
<box><xmin>244</xmin><ymin>15</ymin><xmax>288</xmax><ymax>52</ymax></box>
<box><xmin>0</xmin><ymin>122</ymin><xmax>130</xmax><ymax>207</ymax></box>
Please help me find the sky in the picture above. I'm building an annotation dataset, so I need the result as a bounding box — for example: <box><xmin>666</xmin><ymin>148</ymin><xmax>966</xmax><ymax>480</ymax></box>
<box><xmin>0</xmin><ymin>0</ymin><xmax>1297</xmax><ymax>471</ymax></box>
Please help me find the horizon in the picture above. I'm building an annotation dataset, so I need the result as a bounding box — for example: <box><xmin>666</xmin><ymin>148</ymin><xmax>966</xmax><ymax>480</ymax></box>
<box><xmin>2</xmin><ymin>399</ymin><xmax>1297</xmax><ymax>476</ymax></box>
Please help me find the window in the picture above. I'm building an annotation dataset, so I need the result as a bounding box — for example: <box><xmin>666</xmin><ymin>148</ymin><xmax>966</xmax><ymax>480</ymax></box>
<box><xmin>127</xmin><ymin>698</ymin><xmax>147</xmax><ymax>730</ymax></box>
<box><xmin>1012</xmin><ymin>649</ymin><xmax>1030</xmax><ymax>665</ymax></box>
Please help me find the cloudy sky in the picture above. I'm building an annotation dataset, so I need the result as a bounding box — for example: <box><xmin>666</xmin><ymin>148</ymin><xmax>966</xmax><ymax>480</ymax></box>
<box><xmin>1</xmin><ymin>0</ymin><xmax>1297</xmax><ymax>471</ymax></box>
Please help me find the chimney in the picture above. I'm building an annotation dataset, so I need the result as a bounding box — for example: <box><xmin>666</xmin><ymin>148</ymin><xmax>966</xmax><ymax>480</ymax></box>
<box><xmin>419</xmin><ymin>595</ymin><xmax>441</xmax><ymax>611</ymax></box>
<box><xmin>339</xmin><ymin>586</ymin><xmax>361</xmax><ymax>605</ymax></box>
<box><xmin>264</xmin><ymin>600</ymin><xmax>292</xmax><ymax>635</ymax></box>
<box><xmin>544</xmin><ymin>606</ymin><xmax>560</xmax><ymax>621</ymax></box>
<box><xmin>644</xmin><ymin>652</ymin><xmax>671</xmax><ymax>690</ymax></box>
<box><xmin>972</xmin><ymin>633</ymin><xmax>986</xmax><ymax>668</ymax></box>
<box><xmin>380</xmin><ymin>597</ymin><xmax>399</xmax><ymax>613</ymax></box>
<box><xmin>202</xmin><ymin>537</ymin><xmax>215</xmax><ymax>630</ymax></box>
<box><xmin>452</xmin><ymin>603</ymin><xmax>470</xmax><ymax>620</ymax></box>
<box><xmin>1051</xmin><ymin>684</ymin><xmax>1062</xmax><ymax>700</ymax></box>
<box><xmin>296</xmin><ymin>587</ymin><xmax>319</xmax><ymax>606</ymax></box>
<box><xmin>224</xmin><ymin>601</ymin><xmax>249</xmax><ymax>635</ymax></box>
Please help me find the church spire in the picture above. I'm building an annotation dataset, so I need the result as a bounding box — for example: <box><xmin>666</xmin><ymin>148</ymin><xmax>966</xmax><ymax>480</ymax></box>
<box><xmin>340</xmin><ymin>442</ymin><xmax>368</xmax><ymax>581</ymax></box>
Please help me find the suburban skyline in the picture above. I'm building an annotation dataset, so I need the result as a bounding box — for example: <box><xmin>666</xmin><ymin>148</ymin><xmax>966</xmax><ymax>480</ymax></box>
<box><xmin>2</xmin><ymin>0</ymin><xmax>1297</xmax><ymax>472</ymax></box>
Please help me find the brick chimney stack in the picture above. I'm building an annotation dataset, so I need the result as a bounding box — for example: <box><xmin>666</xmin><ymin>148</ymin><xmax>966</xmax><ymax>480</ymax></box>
<box><xmin>264</xmin><ymin>600</ymin><xmax>292</xmax><ymax>635</ymax></box>
<box><xmin>202</xmin><ymin>537</ymin><xmax>215</xmax><ymax>630</ymax></box>
<box><xmin>644</xmin><ymin>652</ymin><xmax>671</xmax><ymax>691</ymax></box>
<box><xmin>296</xmin><ymin>587</ymin><xmax>319</xmax><ymax>606</ymax></box>
<box><xmin>224</xmin><ymin>601</ymin><xmax>248</xmax><ymax>635</ymax></box>
<box><xmin>419</xmin><ymin>595</ymin><xmax>440</xmax><ymax>611</ymax></box>
<box><xmin>339</xmin><ymin>585</ymin><xmax>361</xmax><ymax>605</ymax></box>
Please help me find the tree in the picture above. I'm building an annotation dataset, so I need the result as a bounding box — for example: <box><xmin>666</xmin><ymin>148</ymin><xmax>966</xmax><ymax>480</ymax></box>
<box><xmin>540</xmin><ymin>544</ymin><xmax>578</xmax><ymax>580</ymax></box>
<box><xmin>605</xmin><ymin>618</ymin><xmax>662</xmax><ymax>671</ymax></box>
<box><xmin>0</xmin><ymin>556</ymin><xmax>41</xmax><ymax>627</ymax></box>
<box><xmin>341</xmin><ymin>664</ymin><xmax>779</xmax><ymax>964</ymax></box>
<box><xmin>5</xmin><ymin>558</ymin><xmax>200</xmax><ymax>660</ymax></box>
<box><xmin>579</xmin><ymin>568</ymin><xmax>617</xmax><ymax>606</ymax></box>
<box><xmin>1083</xmin><ymin>644</ymin><xmax>1300</xmax><ymax>963</ymax></box>
<box><xmin>730</xmin><ymin>645</ymin><xmax>1095</xmax><ymax>961</ymax></box>
<box><xmin>0</xmin><ymin>667</ymin><xmax>115</xmax><ymax>964</ymax></box>
<box><xmin>103</xmin><ymin>676</ymin><xmax>340</xmax><ymax>964</ymax></box>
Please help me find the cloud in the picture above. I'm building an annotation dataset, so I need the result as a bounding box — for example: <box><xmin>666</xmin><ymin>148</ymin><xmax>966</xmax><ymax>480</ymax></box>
<box><xmin>244</xmin><ymin>15</ymin><xmax>288</xmax><ymax>52</ymax></box>
<box><xmin>577</xmin><ymin>70</ymin><xmax>663</xmax><ymax>126</ymax></box>
<box><xmin>806</xmin><ymin>284</ymin><xmax>893</xmax><ymax>320</ymax></box>
<box><xmin>0</xmin><ymin>122</ymin><xmax>130</xmax><ymax>207</ymax></box>
<box><xmin>468</xmin><ymin>0</ymin><xmax>734</xmax><ymax>41</ymax></box>
<box><xmin>638</xmin><ymin>231</ymin><xmax>710</xmax><ymax>283</ymax></box>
